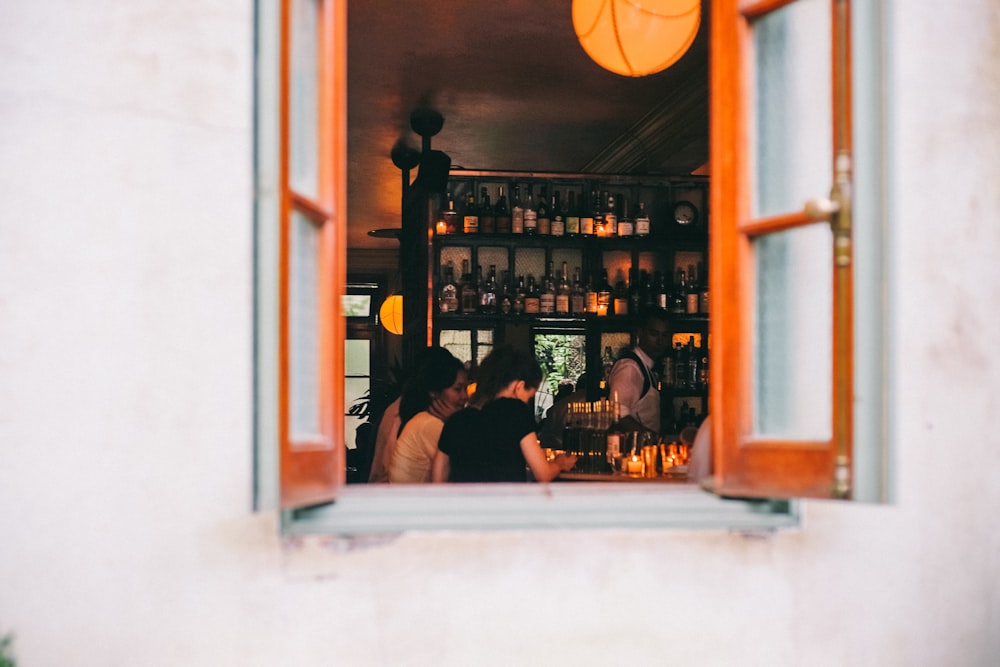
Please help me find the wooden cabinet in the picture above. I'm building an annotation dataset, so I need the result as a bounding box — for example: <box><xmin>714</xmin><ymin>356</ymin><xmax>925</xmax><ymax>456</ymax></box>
<box><xmin>427</xmin><ymin>170</ymin><xmax>709</xmax><ymax>435</ymax></box>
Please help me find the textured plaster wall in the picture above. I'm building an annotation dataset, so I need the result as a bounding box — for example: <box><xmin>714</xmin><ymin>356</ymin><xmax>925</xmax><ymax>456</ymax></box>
<box><xmin>1</xmin><ymin>1</ymin><xmax>998</xmax><ymax>666</ymax></box>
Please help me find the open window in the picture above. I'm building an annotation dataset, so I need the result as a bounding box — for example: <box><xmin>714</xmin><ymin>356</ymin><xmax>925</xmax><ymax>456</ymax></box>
<box><xmin>263</xmin><ymin>0</ymin><xmax>885</xmax><ymax>525</ymax></box>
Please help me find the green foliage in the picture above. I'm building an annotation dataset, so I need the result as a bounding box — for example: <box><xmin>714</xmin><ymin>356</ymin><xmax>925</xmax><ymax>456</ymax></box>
<box><xmin>534</xmin><ymin>333</ymin><xmax>586</xmax><ymax>396</ymax></box>
<box><xmin>0</xmin><ymin>632</ymin><xmax>15</xmax><ymax>667</ymax></box>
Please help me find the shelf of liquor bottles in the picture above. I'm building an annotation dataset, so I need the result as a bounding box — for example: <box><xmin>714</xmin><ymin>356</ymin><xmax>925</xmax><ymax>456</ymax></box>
<box><xmin>428</xmin><ymin>170</ymin><xmax>709</xmax><ymax>431</ymax></box>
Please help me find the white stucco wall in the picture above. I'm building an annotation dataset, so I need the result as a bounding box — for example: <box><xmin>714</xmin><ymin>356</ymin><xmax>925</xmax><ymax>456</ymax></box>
<box><xmin>1</xmin><ymin>1</ymin><xmax>998</xmax><ymax>666</ymax></box>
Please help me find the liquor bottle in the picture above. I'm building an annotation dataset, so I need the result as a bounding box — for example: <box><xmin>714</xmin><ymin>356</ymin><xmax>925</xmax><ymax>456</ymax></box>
<box><xmin>686</xmin><ymin>264</ymin><xmax>700</xmax><ymax>314</ymax></box>
<box><xmin>442</xmin><ymin>191</ymin><xmax>459</xmax><ymax>234</ymax></box>
<box><xmin>564</xmin><ymin>190</ymin><xmax>580</xmax><ymax>236</ymax></box>
<box><xmin>536</xmin><ymin>185</ymin><xmax>550</xmax><ymax>235</ymax></box>
<box><xmin>698</xmin><ymin>338</ymin><xmax>709</xmax><ymax>388</ymax></box>
<box><xmin>478</xmin><ymin>186</ymin><xmax>495</xmax><ymax>234</ymax></box>
<box><xmin>513</xmin><ymin>275</ymin><xmax>526</xmax><ymax>315</ymax></box>
<box><xmin>634</xmin><ymin>200</ymin><xmax>651</xmax><ymax>237</ymax></box>
<box><xmin>617</xmin><ymin>196</ymin><xmax>634</xmax><ymax>237</ymax></box>
<box><xmin>550</xmin><ymin>190</ymin><xmax>565</xmax><ymax>237</ymax></box>
<box><xmin>699</xmin><ymin>278</ymin><xmax>710</xmax><ymax>314</ymax></box>
<box><xmin>524</xmin><ymin>274</ymin><xmax>541</xmax><ymax>314</ymax></box>
<box><xmin>462</xmin><ymin>191</ymin><xmax>479</xmax><ymax>234</ymax></box>
<box><xmin>555</xmin><ymin>261</ymin><xmax>571</xmax><ymax>314</ymax></box>
<box><xmin>612</xmin><ymin>269</ymin><xmax>629</xmax><ymax>316</ymax></box>
<box><xmin>584</xmin><ymin>271</ymin><xmax>599</xmax><ymax>314</ymax></box>
<box><xmin>480</xmin><ymin>264</ymin><xmax>498</xmax><ymax>314</ymax></box>
<box><xmin>673</xmin><ymin>341</ymin><xmax>687</xmax><ymax>387</ymax></box>
<box><xmin>655</xmin><ymin>271</ymin><xmax>669</xmax><ymax>310</ymax></box>
<box><xmin>671</xmin><ymin>267</ymin><xmax>687</xmax><ymax>315</ymax></box>
<box><xmin>628</xmin><ymin>267</ymin><xmax>643</xmax><ymax>315</ymax></box>
<box><xmin>523</xmin><ymin>185</ymin><xmax>538</xmax><ymax>235</ymax></box>
<box><xmin>511</xmin><ymin>184</ymin><xmax>524</xmax><ymax>234</ymax></box>
<box><xmin>570</xmin><ymin>266</ymin><xmax>586</xmax><ymax>315</ymax></box>
<box><xmin>661</xmin><ymin>343</ymin><xmax>674</xmax><ymax>388</ymax></box>
<box><xmin>499</xmin><ymin>269</ymin><xmax>513</xmax><ymax>315</ymax></box>
<box><xmin>539</xmin><ymin>261</ymin><xmax>556</xmax><ymax>314</ymax></box>
<box><xmin>686</xmin><ymin>336</ymin><xmax>698</xmax><ymax>387</ymax></box>
<box><xmin>594</xmin><ymin>191</ymin><xmax>607</xmax><ymax>236</ymax></box>
<box><xmin>494</xmin><ymin>185</ymin><xmax>511</xmax><ymax>234</ymax></box>
<box><xmin>460</xmin><ymin>259</ymin><xmax>478</xmax><ymax>313</ymax></box>
<box><xmin>604</xmin><ymin>192</ymin><xmax>618</xmax><ymax>236</ymax></box>
<box><xmin>597</xmin><ymin>268</ymin><xmax>612</xmax><ymax>316</ymax></box>
<box><xmin>605</xmin><ymin>401</ymin><xmax>625</xmax><ymax>474</ymax></box>
<box><xmin>580</xmin><ymin>189</ymin><xmax>597</xmax><ymax>236</ymax></box>
<box><xmin>439</xmin><ymin>260</ymin><xmax>459</xmax><ymax>313</ymax></box>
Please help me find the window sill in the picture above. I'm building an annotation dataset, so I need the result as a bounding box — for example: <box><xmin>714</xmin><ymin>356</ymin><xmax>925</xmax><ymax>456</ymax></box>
<box><xmin>283</xmin><ymin>482</ymin><xmax>799</xmax><ymax>536</ymax></box>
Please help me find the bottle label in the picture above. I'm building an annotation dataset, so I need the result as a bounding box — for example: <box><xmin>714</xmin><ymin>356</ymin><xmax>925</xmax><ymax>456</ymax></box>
<box><xmin>604</xmin><ymin>213</ymin><xmax>617</xmax><ymax>236</ymax></box>
<box><xmin>523</xmin><ymin>210</ymin><xmax>537</xmax><ymax>233</ymax></box>
<box><xmin>565</xmin><ymin>215</ymin><xmax>580</xmax><ymax>235</ymax></box>
<box><xmin>581</xmin><ymin>216</ymin><xmax>595</xmax><ymax>235</ymax></box>
<box><xmin>512</xmin><ymin>207</ymin><xmax>524</xmax><ymax>234</ymax></box>
<box><xmin>686</xmin><ymin>294</ymin><xmax>699</xmax><ymax>314</ymax></box>
<box><xmin>617</xmin><ymin>220</ymin><xmax>634</xmax><ymax>237</ymax></box>
<box><xmin>551</xmin><ymin>216</ymin><xmax>565</xmax><ymax>236</ymax></box>
<box><xmin>635</xmin><ymin>216</ymin><xmax>650</xmax><ymax>236</ymax></box>
<box><xmin>524</xmin><ymin>297</ymin><xmax>540</xmax><ymax>314</ymax></box>
<box><xmin>463</xmin><ymin>215</ymin><xmax>479</xmax><ymax>233</ymax></box>
<box><xmin>556</xmin><ymin>294</ymin><xmax>570</xmax><ymax>313</ymax></box>
<box><xmin>539</xmin><ymin>293</ymin><xmax>555</xmax><ymax>313</ymax></box>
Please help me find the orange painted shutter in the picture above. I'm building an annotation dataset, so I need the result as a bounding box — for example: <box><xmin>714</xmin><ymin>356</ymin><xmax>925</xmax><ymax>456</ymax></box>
<box><xmin>709</xmin><ymin>0</ymin><xmax>853</xmax><ymax>498</ymax></box>
<box><xmin>279</xmin><ymin>0</ymin><xmax>347</xmax><ymax>508</ymax></box>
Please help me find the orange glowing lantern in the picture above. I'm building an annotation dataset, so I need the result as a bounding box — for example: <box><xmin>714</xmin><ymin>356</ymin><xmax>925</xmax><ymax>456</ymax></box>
<box><xmin>572</xmin><ymin>0</ymin><xmax>701</xmax><ymax>78</ymax></box>
<box><xmin>379</xmin><ymin>295</ymin><xmax>403</xmax><ymax>336</ymax></box>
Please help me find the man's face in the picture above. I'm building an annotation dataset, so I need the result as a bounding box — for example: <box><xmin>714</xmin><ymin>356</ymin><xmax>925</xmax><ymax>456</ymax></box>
<box><xmin>637</xmin><ymin>320</ymin><xmax>672</xmax><ymax>360</ymax></box>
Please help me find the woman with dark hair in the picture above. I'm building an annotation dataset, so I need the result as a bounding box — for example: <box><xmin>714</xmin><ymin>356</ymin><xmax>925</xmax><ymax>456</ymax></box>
<box><xmin>435</xmin><ymin>345</ymin><xmax>576</xmax><ymax>483</ymax></box>
<box><xmin>388</xmin><ymin>347</ymin><xmax>467</xmax><ymax>484</ymax></box>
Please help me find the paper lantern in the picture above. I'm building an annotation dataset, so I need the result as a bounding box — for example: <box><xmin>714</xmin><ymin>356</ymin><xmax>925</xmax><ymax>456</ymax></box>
<box><xmin>572</xmin><ymin>0</ymin><xmax>701</xmax><ymax>77</ymax></box>
<box><xmin>379</xmin><ymin>295</ymin><xmax>403</xmax><ymax>336</ymax></box>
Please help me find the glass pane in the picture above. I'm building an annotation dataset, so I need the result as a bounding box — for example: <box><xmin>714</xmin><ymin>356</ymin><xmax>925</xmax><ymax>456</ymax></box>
<box><xmin>750</xmin><ymin>0</ymin><xmax>832</xmax><ymax>217</ymax></box>
<box><xmin>439</xmin><ymin>329</ymin><xmax>472</xmax><ymax>365</ymax></box>
<box><xmin>344</xmin><ymin>377</ymin><xmax>370</xmax><ymax>450</ymax></box>
<box><xmin>344</xmin><ymin>339</ymin><xmax>370</xmax><ymax>376</ymax></box>
<box><xmin>289</xmin><ymin>210</ymin><xmax>320</xmax><ymax>439</ymax></box>
<box><xmin>753</xmin><ymin>224</ymin><xmax>832</xmax><ymax>439</ymax></box>
<box><xmin>290</xmin><ymin>0</ymin><xmax>319</xmax><ymax>199</ymax></box>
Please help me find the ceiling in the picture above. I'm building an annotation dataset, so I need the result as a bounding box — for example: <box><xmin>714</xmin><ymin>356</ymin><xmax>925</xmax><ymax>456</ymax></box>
<box><xmin>347</xmin><ymin>0</ymin><xmax>710</xmax><ymax>250</ymax></box>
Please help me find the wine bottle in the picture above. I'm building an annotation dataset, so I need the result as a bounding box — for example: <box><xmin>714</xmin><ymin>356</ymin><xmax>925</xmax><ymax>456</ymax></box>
<box><xmin>539</xmin><ymin>261</ymin><xmax>556</xmax><ymax>314</ymax></box>
<box><xmin>511</xmin><ymin>184</ymin><xmax>524</xmax><ymax>234</ymax></box>
<box><xmin>555</xmin><ymin>261</ymin><xmax>571</xmax><ymax>314</ymax></box>
<box><xmin>686</xmin><ymin>263</ymin><xmax>700</xmax><ymax>314</ymax></box>
<box><xmin>523</xmin><ymin>185</ymin><xmax>537</xmax><ymax>235</ymax></box>
<box><xmin>524</xmin><ymin>274</ymin><xmax>540</xmax><ymax>314</ymax></box>
<box><xmin>570</xmin><ymin>266</ymin><xmax>586</xmax><ymax>315</ymax></box>
<box><xmin>597</xmin><ymin>268</ymin><xmax>612</xmax><ymax>316</ymax></box>
<box><xmin>612</xmin><ymin>269</ymin><xmax>629</xmax><ymax>316</ymax></box>
<box><xmin>564</xmin><ymin>190</ymin><xmax>580</xmax><ymax>236</ymax></box>
<box><xmin>460</xmin><ymin>259</ymin><xmax>478</xmax><ymax>313</ymax></box>
<box><xmin>478</xmin><ymin>186</ymin><xmax>495</xmax><ymax>234</ymax></box>
<box><xmin>462</xmin><ymin>191</ymin><xmax>479</xmax><ymax>234</ymax></box>
<box><xmin>617</xmin><ymin>196</ymin><xmax>634</xmax><ymax>237</ymax></box>
<box><xmin>480</xmin><ymin>264</ymin><xmax>498</xmax><ymax>314</ymax></box>
<box><xmin>580</xmin><ymin>189</ymin><xmax>596</xmax><ymax>236</ymax></box>
<box><xmin>494</xmin><ymin>185</ymin><xmax>511</xmax><ymax>234</ymax></box>
<box><xmin>603</xmin><ymin>191</ymin><xmax>617</xmax><ymax>237</ymax></box>
<box><xmin>550</xmin><ymin>190</ymin><xmax>565</xmax><ymax>237</ymax></box>
<box><xmin>536</xmin><ymin>185</ymin><xmax>550</xmax><ymax>235</ymax></box>
<box><xmin>584</xmin><ymin>271</ymin><xmax>598</xmax><ymax>314</ymax></box>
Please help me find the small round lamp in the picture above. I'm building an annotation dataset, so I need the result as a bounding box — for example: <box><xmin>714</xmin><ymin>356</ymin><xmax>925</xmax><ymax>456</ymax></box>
<box><xmin>379</xmin><ymin>295</ymin><xmax>403</xmax><ymax>336</ymax></box>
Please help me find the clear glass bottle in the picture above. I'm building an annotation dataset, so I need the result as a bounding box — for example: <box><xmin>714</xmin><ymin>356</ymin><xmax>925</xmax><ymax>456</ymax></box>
<box><xmin>439</xmin><ymin>261</ymin><xmax>459</xmax><ymax>313</ymax></box>
<box><xmin>603</xmin><ymin>191</ymin><xmax>617</xmax><ymax>236</ymax></box>
<box><xmin>617</xmin><ymin>196</ymin><xmax>634</xmax><ymax>237</ymax></box>
<box><xmin>634</xmin><ymin>200</ymin><xmax>651</xmax><ymax>237</ymax></box>
<box><xmin>570</xmin><ymin>266</ymin><xmax>586</xmax><ymax>315</ymax></box>
<box><xmin>480</xmin><ymin>264</ymin><xmax>498</xmax><ymax>314</ymax></box>
<box><xmin>555</xmin><ymin>261</ymin><xmax>571</xmax><ymax>314</ymax></box>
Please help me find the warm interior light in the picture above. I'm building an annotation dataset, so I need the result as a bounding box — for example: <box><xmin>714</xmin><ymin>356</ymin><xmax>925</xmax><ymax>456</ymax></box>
<box><xmin>572</xmin><ymin>0</ymin><xmax>701</xmax><ymax>77</ymax></box>
<box><xmin>379</xmin><ymin>294</ymin><xmax>403</xmax><ymax>336</ymax></box>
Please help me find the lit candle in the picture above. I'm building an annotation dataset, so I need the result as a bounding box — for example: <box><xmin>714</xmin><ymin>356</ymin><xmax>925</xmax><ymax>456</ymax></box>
<box><xmin>626</xmin><ymin>456</ymin><xmax>644</xmax><ymax>475</ymax></box>
<box><xmin>435</xmin><ymin>220</ymin><xmax>447</xmax><ymax>235</ymax></box>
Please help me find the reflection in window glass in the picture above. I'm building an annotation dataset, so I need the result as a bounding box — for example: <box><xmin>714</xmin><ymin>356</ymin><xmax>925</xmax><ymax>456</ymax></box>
<box><xmin>751</xmin><ymin>0</ymin><xmax>831</xmax><ymax>218</ymax></box>
<box><xmin>753</xmin><ymin>224</ymin><xmax>832</xmax><ymax>439</ymax></box>
<box><xmin>290</xmin><ymin>0</ymin><xmax>318</xmax><ymax>199</ymax></box>
<box><xmin>289</xmin><ymin>210</ymin><xmax>320</xmax><ymax>440</ymax></box>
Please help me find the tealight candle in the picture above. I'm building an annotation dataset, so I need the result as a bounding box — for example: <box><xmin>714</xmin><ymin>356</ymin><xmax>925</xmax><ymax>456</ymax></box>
<box><xmin>435</xmin><ymin>220</ymin><xmax>448</xmax><ymax>235</ymax></box>
<box><xmin>626</xmin><ymin>456</ymin><xmax>644</xmax><ymax>475</ymax></box>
